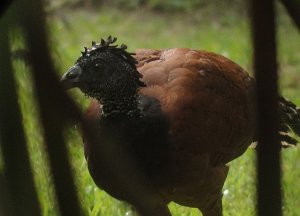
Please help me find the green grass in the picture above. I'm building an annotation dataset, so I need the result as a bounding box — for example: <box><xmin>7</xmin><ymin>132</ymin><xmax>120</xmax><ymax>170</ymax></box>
<box><xmin>10</xmin><ymin>4</ymin><xmax>300</xmax><ymax>216</ymax></box>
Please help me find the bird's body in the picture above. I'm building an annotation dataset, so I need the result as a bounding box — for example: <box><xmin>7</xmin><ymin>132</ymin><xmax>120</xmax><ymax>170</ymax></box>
<box><xmin>137</xmin><ymin>48</ymin><xmax>256</xmax><ymax>164</ymax></box>
<box><xmin>61</xmin><ymin>37</ymin><xmax>300</xmax><ymax>216</ymax></box>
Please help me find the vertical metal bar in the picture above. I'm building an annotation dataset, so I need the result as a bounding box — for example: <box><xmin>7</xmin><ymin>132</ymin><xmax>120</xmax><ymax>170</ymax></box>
<box><xmin>280</xmin><ymin>0</ymin><xmax>300</xmax><ymax>31</ymax></box>
<box><xmin>0</xmin><ymin>14</ymin><xmax>41</xmax><ymax>216</ymax></box>
<box><xmin>251</xmin><ymin>0</ymin><xmax>282</xmax><ymax>215</ymax></box>
<box><xmin>17</xmin><ymin>0</ymin><xmax>84</xmax><ymax>215</ymax></box>
<box><xmin>0</xmin><ymin>173</ymin><xmax>12</xmax><ymax>216</ymax></box>
<box><xmin>0</xmin><ymin>0</ymin><xmax>14</xmax><ymax>17</ymax></box>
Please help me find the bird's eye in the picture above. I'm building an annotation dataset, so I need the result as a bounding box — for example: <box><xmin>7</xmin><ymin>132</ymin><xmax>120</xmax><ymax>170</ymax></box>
<box><xmin>94</xmin><ymin>63</ymin><xmax>102</xmax><ymax>69</ymax></box>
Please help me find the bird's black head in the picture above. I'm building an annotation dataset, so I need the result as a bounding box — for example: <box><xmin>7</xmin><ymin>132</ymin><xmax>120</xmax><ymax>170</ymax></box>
<box><xmin>61</xmin><ymin>36</ymin><xmax>145</xmax><ymax>103</ymax></box>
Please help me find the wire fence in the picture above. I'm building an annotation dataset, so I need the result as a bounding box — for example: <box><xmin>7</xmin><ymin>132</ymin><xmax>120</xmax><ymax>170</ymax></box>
<box><xmin>0</xmin><ymin>0</ymin><xmax>299</xmax><ymax>215</ymax></box>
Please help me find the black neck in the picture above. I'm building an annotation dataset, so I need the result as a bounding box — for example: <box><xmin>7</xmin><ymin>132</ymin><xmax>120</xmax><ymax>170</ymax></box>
<box><xmin>99</xmin><ymin>94</ymin><xmax>141</xmax><ymax>118</ymax></box>
<box><xmin>93</xmin><ymin>64</ymin><xmax>145</xmax><ymax>118</ymax></box>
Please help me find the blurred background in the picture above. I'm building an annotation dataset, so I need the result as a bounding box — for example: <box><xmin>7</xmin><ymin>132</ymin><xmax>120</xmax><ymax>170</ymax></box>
<box><xmin>4</xmin><ymin>0</ymin><xmax>300</xmax><ymax>215</ymax></box>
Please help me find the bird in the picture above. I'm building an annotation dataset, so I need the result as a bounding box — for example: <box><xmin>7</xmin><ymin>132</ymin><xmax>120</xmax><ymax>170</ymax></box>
<box><xmin>60</xmin><ymin>36</ymin><xmax>300</xmax><ymax>216</ymax></box>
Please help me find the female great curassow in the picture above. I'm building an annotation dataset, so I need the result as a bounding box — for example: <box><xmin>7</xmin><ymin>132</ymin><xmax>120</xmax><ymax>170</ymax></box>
<box><xmin>61</xmin><ymin>36</ymin><xmax>300</xmax><ymax>216</ymax></box>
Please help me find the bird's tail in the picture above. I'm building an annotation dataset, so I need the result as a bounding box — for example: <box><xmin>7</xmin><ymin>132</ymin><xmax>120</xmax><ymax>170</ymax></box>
<box><xmin>279</xmin><ymin>97</ymin><xmax>300</xmax><ymax>147</ymax></box>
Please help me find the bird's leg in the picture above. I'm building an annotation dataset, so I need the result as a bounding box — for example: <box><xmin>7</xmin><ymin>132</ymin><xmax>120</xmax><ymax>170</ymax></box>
<box><xmin>199</xmin><ymin>194</ymin><xmax>223</xmax><ymax>216</ymax></box>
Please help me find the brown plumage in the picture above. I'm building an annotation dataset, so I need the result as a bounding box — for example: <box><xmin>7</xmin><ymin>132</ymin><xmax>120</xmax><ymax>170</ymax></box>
<box><xmin>61</xmin><ymin>36</ymin><xmax>299</xmax><ymax>216</ymax></box>
<box><xmin>136</xmin><ymin>48</ymin><xmax>255</xmax><ymax>163</ymax></box>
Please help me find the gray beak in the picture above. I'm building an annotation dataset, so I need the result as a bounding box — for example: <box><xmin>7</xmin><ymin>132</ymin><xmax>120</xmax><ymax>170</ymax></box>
<box><xmin>60</xmin><ymin>65</ymin><xmax>82</xmax><ymax>89</ymax></box>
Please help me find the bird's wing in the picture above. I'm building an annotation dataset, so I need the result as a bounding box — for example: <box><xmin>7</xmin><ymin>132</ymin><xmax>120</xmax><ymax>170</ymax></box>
<box><xmin>136</xmin><ymin>48</ymin><xmax>255</xmax><ymax>164</ymax></box>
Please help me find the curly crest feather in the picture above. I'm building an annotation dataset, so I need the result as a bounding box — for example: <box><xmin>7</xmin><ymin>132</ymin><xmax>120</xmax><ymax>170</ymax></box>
<box><xmin>80</xmin><ymin>36</ymin><xmax>137</xmax><ymax>69</ymax></box>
